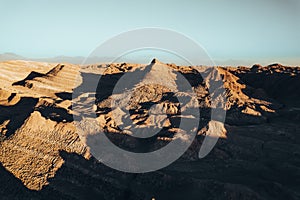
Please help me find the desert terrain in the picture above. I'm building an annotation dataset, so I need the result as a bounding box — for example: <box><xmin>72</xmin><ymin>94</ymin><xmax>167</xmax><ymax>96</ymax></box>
<box><xmin>0</xmin><ymin>59</ymin><xmax>299</xmax><ymax>200</ymax></box>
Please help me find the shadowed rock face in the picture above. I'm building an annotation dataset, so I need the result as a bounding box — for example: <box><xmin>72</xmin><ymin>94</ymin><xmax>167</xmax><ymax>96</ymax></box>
<box><xmin>0</xmin><ymin>60</ymin><xmax>299</xmax><ymax>200</ymax></box>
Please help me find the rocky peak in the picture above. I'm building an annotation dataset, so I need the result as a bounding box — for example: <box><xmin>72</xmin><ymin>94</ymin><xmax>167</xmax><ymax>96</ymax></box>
<box><xmin>150</xmin><ymin>58</ymin><xmax>162</xmax><ymax>64</ymax></box>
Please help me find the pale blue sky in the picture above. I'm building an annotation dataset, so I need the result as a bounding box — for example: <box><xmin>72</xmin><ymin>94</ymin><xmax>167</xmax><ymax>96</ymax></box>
<box><xmin>0</xmin><ymin>0</ymin><xmax>299</xmax><ymax>65</ymax></box>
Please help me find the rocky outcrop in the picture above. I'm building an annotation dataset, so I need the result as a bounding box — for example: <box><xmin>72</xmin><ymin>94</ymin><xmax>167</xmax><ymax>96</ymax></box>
<box><xmin>0</xmin><ymin>60</ymin><xmax>299</xmax><ymax>199</ymax></box>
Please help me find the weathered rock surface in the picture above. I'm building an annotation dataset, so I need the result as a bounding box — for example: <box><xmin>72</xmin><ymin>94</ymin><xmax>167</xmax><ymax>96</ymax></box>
<box><xmin>0</xmin><ymin>60</ymin><xmax>299</xmax><ymax>199</ymax></box>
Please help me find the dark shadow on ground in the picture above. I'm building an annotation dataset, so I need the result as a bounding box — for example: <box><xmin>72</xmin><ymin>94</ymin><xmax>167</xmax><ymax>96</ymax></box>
<box><xmin>12</xmin><ymin>71</ymin><xmax>45</xmax><ymax>88</ymax></box>
<box><xmin>0</xmin><ymin>97</ymin><xmax>38</xmax><ymax>137</ymax></box>
<box><xmin>232</xmin><ymin>65</ymin><xmax>300</xmax><ymax>107</ymax></box>
<box><xmin>55</xmin><ymin>92</ymin><xmax>72</xmax><ymax>100</ymax></box>
<box><xmin>36</xmin><ymin>105</ymin><xmax>73</xmax><ymax>123</ymax></box>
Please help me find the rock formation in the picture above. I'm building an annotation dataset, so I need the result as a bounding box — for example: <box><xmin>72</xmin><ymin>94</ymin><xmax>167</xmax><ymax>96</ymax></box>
<box><xmin>0</xmin><ymin>60</ymin><xmax>299</xmax><ymax>199</ymax></box>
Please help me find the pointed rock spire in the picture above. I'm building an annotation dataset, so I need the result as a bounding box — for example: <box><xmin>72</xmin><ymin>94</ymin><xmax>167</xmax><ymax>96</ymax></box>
<box><xmin>151</xmin><ymin>58</ymin><xmax>161</xmax><ymax>64</ymax></box>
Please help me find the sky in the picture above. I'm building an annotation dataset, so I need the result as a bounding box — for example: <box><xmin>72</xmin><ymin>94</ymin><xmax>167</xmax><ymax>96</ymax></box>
<box><xmin>0</xmin><ymin>0</ymin><xmax>299</xmax><ymax>65</ymax></box>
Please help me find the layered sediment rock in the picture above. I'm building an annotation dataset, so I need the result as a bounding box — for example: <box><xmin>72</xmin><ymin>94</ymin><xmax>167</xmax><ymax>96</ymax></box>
<box><xmin>0</xmin><ymin>60</ymin><xmax>299</xmax><ymax>199</ymax></box>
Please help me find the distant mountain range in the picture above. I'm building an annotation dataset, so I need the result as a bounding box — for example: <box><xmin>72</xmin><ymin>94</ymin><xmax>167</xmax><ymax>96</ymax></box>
<box><xmin>0</xmin><ymin>53</ymin><xmax>144</xmax><ymax>65</ymax></box>
<box><xmin>0</xmin><ymin>52</ymin><xmax>299</xmax><ymax>66</ymax></box>
<box><xmin>0</xmin><ymin>53</ymin><xmax>85</xmax><ymax>64</ymax></box>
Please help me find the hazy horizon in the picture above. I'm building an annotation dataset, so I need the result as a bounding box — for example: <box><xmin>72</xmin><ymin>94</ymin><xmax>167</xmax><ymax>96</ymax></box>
<box><xmin>0</xmin><ymin>51</ymin><xmax>299</xmax><ymax>67</ymax></box>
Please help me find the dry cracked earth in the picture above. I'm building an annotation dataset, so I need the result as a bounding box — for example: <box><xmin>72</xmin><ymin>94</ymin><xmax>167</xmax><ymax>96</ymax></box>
<box><xmin>0</xmin><ymin>59</ymin><xmax>299</xmax><ymax>200</ymax></box>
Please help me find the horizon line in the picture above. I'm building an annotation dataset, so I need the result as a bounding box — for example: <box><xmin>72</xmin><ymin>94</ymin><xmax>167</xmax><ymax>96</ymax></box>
<box><xmin>0</xmin><ymin>52</ymin><xmax>299</xmax><ymax>67</ymax></box>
